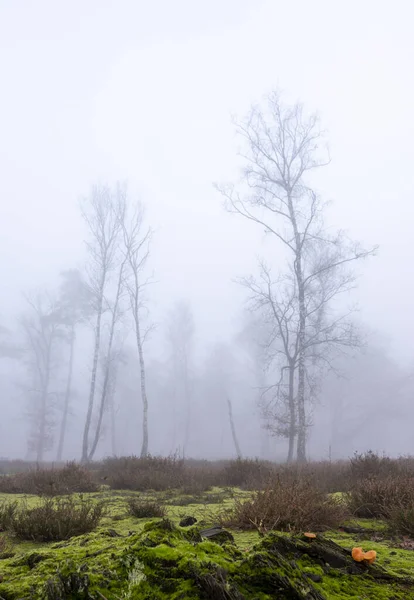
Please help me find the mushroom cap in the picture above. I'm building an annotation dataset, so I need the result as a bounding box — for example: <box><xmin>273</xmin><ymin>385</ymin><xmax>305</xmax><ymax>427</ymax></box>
<box><xmin>363</xmin><ymin>550</ymin><xmax>377</xmax><ymax>564</ymax></box>
<box><xmin>352</xmin><ymin>547</ymin><xmax>365</xmax><ymax>562</ymax></box>
<box><xmin>304</xmin><ymin>532</ymin><xmax>317</xmax><ymax>539</ymax></box>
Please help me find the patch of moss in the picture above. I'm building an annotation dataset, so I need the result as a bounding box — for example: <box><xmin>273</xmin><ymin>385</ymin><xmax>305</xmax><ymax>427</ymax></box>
<box><xmin>2</xmin><ymin>518</ymin><xmax>413</xmax><ymax>599</ymax></box>
<box><xmin>1</xmin><ymin>490</ymin><xmax>414</xmax><ymax>599</ymax></box>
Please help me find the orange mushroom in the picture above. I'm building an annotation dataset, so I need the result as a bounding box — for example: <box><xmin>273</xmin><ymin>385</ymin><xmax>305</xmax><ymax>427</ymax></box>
<box><xmin>352</xmin><ymin>547</ymin><xmax>365</xmax><ymax>562</ymax></box>
<box><xmin>304</xmin><ymin>532</ymin><xmax>317</xmax><ymax>541</ymax></box>
<box><xmin>352</xmin><ymin>547</ymin><xmax>377</xmax><ymax>564</ymax></box>
<box><xmin>363</xmin><ymin>550</ymin><xmax>377</xmax><ymax>564</ymax></box>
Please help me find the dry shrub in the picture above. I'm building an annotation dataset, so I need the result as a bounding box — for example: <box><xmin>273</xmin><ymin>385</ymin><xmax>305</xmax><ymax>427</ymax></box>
<box><xmin>0</xmin><ymin>462</ymin><xmax>98</xmax><ymax>496</ymax></box>
<box><xmin>349</xmin><ymin>451</ymin><xmax>414</xmax><ymax>484</ymax></box>
<box><xmin>221</xmin><ymin>475</ymin><xmax>346</xmax><ymax>532</ymax></box>
<box><xmin>127</xmin><ymin>497</ymin><xmax>166</xmax><ymax>519</ymax></box>
<box><xmin>0</xmin><ymin>459</ymin><xmax>49</xmax><ymax>475</ymax></box>
<box><xmin>346</xmin><ymin>475</ymin><xmax>414</xmax><ymax>518</ymax></box>
<box><xmin>10</xmin><ymin>497</ymin><xmax>104</xmax><ymax>541</ymax></box>
<box><xmin>0</xmin><ymin>533</ymin><xmax>14</xmax><ymax>559</ymax></box>
<box><xmin>290</xmin><ymin>461</ymin><xmax>350</xmax><ymax>494</ymax></box>
<box><xmin>221</xmin><ymin>458</ymin><xmax>275</xmax><ymax>489</ymax></box>
<box><xmin>101</xmin><ymin>455</ymin><xmax>187</xmax><ymax>491</ymax></box>
<box><xmin>386</xmin><ymin>498</ymin><xmax>414</xmax><ymax>537</ymax></box>
<box><xmin>0</xmin><ymin>500</ymin><xmax>18</xmax><ymax>531</ymax></box>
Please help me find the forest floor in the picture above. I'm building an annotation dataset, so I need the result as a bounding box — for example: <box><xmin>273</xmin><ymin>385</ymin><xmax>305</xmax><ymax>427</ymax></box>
<box><xmin>1</xmin><ymin>486</ymin><xmax>414</xmax><ymax>599</ymax></box>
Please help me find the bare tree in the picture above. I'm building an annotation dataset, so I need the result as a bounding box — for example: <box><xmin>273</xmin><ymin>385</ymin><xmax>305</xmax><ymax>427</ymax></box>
<box><xmin>81</xmin><ymin>184</ymin><xmax>124</xmax><ymax>462</ymax></box>
<box><xmin>0</xmin><ymin>323</ymin><xmax>21</xmax><ymax>360</ymax></box>
<box><xmin>240</xmin><ymin>265</ymin><xmax>299</xmax><ymax>462</ymax></box>
<box><xmin>87</xmin><ymin>254</ymin><xmax>127</xmax><ymax>461</ymax></box>
<box><xmin>122</xmin><ymin>203</ymin><xmax>153</xmax><ymax>457</ymax></box>
<box><xmin>54</xmin><ymin>269</ymin><xmax>92</xmax><ymax>462</ymax></box>
<box><xmin>218</xmin><ymin>91</ymin><xmax>376</xmax><ymax>462</ymax></box>
<box><xmin>20</xmin><ymin>292</ymin><xmax>64</xmax><ymax>462</ymax></box>
<box><xmin>226</xmin><ymin>396</ymin><xmax>242</xmax><ymax>459</ymax></box>
<box><xmin>166</xmin><ymin>301</ymin><xmax>195</xmax><ymax>457</ymax></box>
<box><xmin>236</xmin><ymin>313</ymin><xmax>273</xmax><ymax>459</ymax></box>
<box><xmin>107</xmin><ymin>347</ymin><xmax>126</xmax><ymax>457</ymax></box>
<box><xmin>203</xmin><ymin>342</ymin><xmax>244</xmax><ymax>458</ymax></box>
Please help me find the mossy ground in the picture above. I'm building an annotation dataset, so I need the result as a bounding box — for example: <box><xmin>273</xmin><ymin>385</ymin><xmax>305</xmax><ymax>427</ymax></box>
<box><xmin>1</xmin><ymin>488</ymin><xmax>414</xmax><ymax>599</ymax></box>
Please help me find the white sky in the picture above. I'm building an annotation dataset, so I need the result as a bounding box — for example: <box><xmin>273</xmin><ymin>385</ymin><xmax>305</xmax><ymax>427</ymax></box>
<box><xmin>1</xmin><ymin>0</ymin><xmax>413</xmax><ymax>361</ymax></box>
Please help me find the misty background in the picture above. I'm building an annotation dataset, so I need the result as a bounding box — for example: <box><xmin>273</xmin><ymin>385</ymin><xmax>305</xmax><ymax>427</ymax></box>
<box><xmin>1</xmin><ymin>0</ymin><xmax>413</xmax><ymax>462</ymax></box>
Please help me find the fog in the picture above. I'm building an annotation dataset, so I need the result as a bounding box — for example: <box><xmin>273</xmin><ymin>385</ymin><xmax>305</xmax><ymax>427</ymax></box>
<box><xmin>1</xmin><ymin>0</ymin><xmax>413</xmax><ymax>463</ymax></box>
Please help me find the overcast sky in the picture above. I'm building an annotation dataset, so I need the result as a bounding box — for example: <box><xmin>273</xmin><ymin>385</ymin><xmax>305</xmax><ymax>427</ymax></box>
<box><xmin>1</xmin><ymin>0</ymin><xmax>413</xmax><ymax>362</ymax></box>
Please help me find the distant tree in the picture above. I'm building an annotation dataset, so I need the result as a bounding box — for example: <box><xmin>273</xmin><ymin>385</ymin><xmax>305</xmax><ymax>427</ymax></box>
<box><xmin>204</xmin><ymin>342</ymin><xmax>243</xmax><ymax>459</ymax></box>
<box><xmin>0</xmin><ymin>323</ymin><xmax>21</xmax><ymax>360</ymax></box>
<box><xmin>236</xmin><ymin>313</ymin><xmax>272</xmax><ymax>458</ymax></box>
<box><xmin>80</xmin><ymin>184</ymin><xmax>125</xmax><ymax>462</ymax></box>
<box><xmin>226</xmin><ymin>395</ymin><xmax>242</xmax><ymax>459</ymax></box>
<box><xmin>20</xmin><ymin>292</ymin><xmax>64</xmax><ymax>462</ymax></box>
<box><xmin>54</xmin><ymin>269</ymin><xmax>93</xmax><ymax>462</ymax></box>
<box><xmin>88</xmin><ymin>255</ymin><xmax>127</xmax><ymax>461</ymax></box>
<box><xmin>106</xmin><ymin>345</ymin><xmax>127</xmax><ymax>457</ymax></box>
<box><xmin>165</xmin><ymin>301</ymin><xmax>195</xmax><ymax>456</ymax></box>
<box><xmin>218</xmin><ymin>91</ymin><xmax>376</xmax><ymax>462</ymax></box>
<box><xmin>122</xmin><ymin>201</ymin><xmax>153</xmax><ymax>457</ymax></box>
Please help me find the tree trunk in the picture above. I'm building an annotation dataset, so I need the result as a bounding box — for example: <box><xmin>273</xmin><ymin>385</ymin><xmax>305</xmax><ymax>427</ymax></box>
<box><xmin>182</xmin><ymin>353</ymin><xmax>191</xmax><ymax>457</ymax></box>
<box><xmin>296</xmin><ymin>277</ymin><xmax>307</xmax><ymax>463</ymax></box>
<box><xmin>287</xmin><ymin>192</ymin><xmax>307</xmax><ymax>463</ymax></box>
<box><xmin>136</xmin><ymin>317</ymin><xmax>149</xmax><ymax>457</ymax></box>
<box><xmin>82</xmin><ymin>279</ymin><xmax>105</xmax><ymax>463</ymax></box>
<box><xmin>56</xmin><ymin>325</ymin><xmax>75</xmax><ymax>462</ymax></box>
<box><xmin>37</xmin><ymin>341</ymin><xmax>52</xmax><ymax>463</ymax></box>
<box><xmin>226</xmin><ymin>396</ymin><xmax>242</xmax><ymax>459</ymax></box>
<box><xmin>88</xmin><ymin>263</ymin><xmax>124</xmax><ymax>461</ymax></box>
<box><xmin>287</xmin><ymin>362</ymin><xmax>296</xmax><ymax>463</ymax></box>
<box><xmin>110</xmin><ymin>394</ymin><xmax>117</xmax><ymax>456</ymax></box>
<box><xmin>37</xmin><ymin>389</ymin><xmax>47</xmax><ymax>463</ymax></box>
<box><xmin>130</xmin><ymin>270</ymin><xmax>149</xmax><ymax>458</ymax></box>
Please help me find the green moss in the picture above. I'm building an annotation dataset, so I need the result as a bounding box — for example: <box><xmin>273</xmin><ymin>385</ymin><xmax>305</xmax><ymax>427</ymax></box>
<box><xmin>1</xmin><ymin>490</ymin><xmax>414</xmax><ymax>599</ymax></box>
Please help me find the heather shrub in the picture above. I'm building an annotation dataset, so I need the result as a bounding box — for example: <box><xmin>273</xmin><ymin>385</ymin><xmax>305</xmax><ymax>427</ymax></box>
<box><xmin>10</xmin><ymin>496</ymin><xmax>104</xmax><ymax>541</ymax></box>
<box><xmin>346</xmin><ymin>475</ymin><xmax>414</xmax><ymax>518</ymax></box>
<box><xmin>387</xmin><ymin>498</ymin><xmax>414</xmax><ymax>537</ymax></box>
<box><xmin>101</xmin><ymin>455</ymin><xmax>186</xmax><ymax>491</ymax></box>
<box><xmin>127</xmin><ymin>497</ymin><xmax>166</xmax><ymax>519</ymax></box>
<box><xmin>0</xmin><ymin>533</ymin><xmax>14</xmax><ymax>559</ymax></box>
<box><xmin>0</xmin><ymin>500</ymin><xmax>18</xmax><ymax>531</ymax></box>
<box><xmin>0</xmin><ymin>462</ymin><xmax>98</xmax><ymax>496</ymax></box>
<box><xmin>221</xmin><ymin>475</ymin><xmax>347</xmax><ymax>532</ymax></box>
<box><xmin>221</xmin><ymin>458</ymin><xmax>275</xmax><ymax>489</ymax></box>
<box><xmin>349</xmin><ymin>451</ymin><xmax>413</xmax><ymax>483</ymax></box>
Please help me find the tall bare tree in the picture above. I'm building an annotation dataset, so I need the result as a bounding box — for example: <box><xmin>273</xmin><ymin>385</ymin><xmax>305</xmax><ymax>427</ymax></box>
<box><xmin>81</xmin><ymin>184</ymin><xmax>124</xmax><ymax>462</ymax></box>
<box><xmin>0</xmin><ymin>323</ymin><xmax>21</xmax><ymax>360</ymax></box>
<box><xmin>20</xmin><ymin>292</ymin><xmax>64</xmax><ymax>462</ymax></box>
<box><xmin>122</xmin><ymin>203</ymin><xmax>152</xmax><ymax>457</ymax></box>
<box><xmin>218</xmin><ymin>91</ymin><xmax>376</xmax><ymax>462</ymax></box>
<box><xmin>240</xmin><ymin>265</ymin><xmax>299</xmax><ymax>462</ymax></box>
<box><xmin>87</xmin><ymin>256</ymin><xmax>127</xmax><ymax>461</ymax></box>
<box><xmin>166</xmin><ymin>301</ymin><xmax>194</xmax><ymax>456</ymax></box>
<box><xmin>54</xmin><ymin>269</ymin><xmax>92</xmax><ymax>462</ymax></box>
